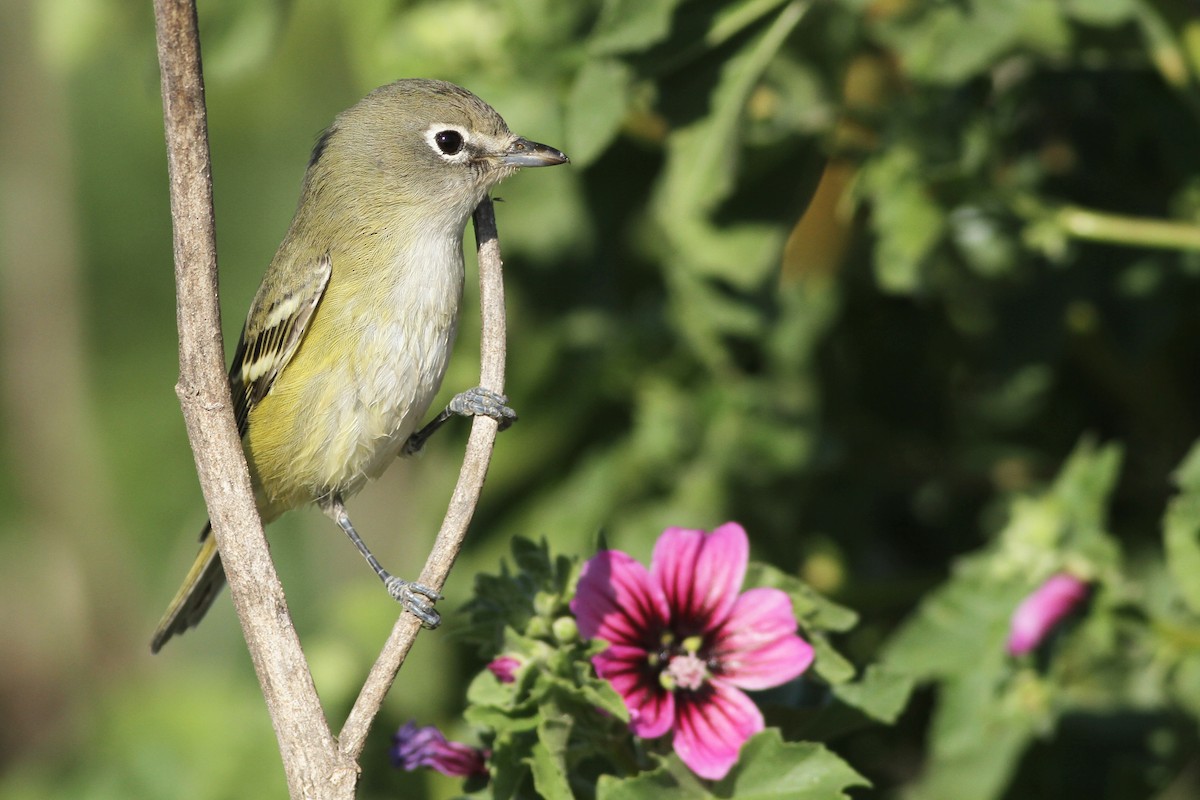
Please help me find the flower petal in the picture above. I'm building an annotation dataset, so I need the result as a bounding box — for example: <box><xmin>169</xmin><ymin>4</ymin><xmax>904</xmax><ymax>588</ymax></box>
<box><xmin>572</xmin><ymin>550</ymin><xmax>670</xmax><ymax>648</ymax></box>
<box><xmin>591</xmin><ymin>645</ymin><xmax>675</xmax><ymax>739</ymax></box>
<box><xmin>712</xmin><ymin>587</ymin><xmax>814</xmax><ymax>689</ymax></box>
<box><xmin>672</xmin><ymin>680</ymin><xmax>763</xmax><ymax>781</ymax></box>
<box><xmin>651</xmin><ymin>522</ymin><xmax>748</xmax><ymax>635</ymax></box>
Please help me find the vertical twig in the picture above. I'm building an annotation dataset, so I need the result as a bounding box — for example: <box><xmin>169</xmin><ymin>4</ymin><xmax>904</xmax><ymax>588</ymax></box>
<box><xmin>152</xmin><ymin>1</ymin><xmax>353</xmax><ymax>796</ymax></box>
<box><xmin>339</xmin><ymin>198</ymin><xmax>507</xmax><ymax>759</ymax></box>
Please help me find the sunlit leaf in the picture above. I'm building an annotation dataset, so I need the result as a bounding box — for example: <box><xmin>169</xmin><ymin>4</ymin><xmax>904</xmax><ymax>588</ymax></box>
<box><xmin>588</xmin><ymin>0</ymin><xmax>684</xmax><ymax>55</ymax></box>
<box><xmin>596</xmin><ymin>732</ymin><xmax>867</xmax><ymax>799</ymax></box>
<box><xmin>566</xmin><ymin>58</ymin><xmax>635</xmax><ymax>167</ymax></box>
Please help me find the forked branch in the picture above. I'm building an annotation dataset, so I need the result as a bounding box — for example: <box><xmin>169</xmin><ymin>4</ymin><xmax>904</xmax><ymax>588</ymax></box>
<box><xmin>153</xmin><ymin>0</ymin><xmax>507</xmax><ymax>794</ymax></box>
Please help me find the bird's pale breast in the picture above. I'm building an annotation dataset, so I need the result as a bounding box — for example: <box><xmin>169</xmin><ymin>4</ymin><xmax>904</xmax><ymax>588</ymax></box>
<box><xmin>244</xmin><ymin>231</ymin><xmax>466</xmax><ymax>518</ymax></box>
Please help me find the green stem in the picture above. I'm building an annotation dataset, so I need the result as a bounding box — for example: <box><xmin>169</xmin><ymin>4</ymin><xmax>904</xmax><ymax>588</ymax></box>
<box><xmin>1054</xmin><ymin>205</ymin><xmax>1200</xmax><ymax>252</ymax></box>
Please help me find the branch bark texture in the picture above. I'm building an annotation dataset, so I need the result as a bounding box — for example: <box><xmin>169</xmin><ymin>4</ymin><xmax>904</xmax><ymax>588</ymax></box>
<box><xmin>153</xmin><ymin>1</ymin><xmax>350</xmax><ymax>796</ymax></box>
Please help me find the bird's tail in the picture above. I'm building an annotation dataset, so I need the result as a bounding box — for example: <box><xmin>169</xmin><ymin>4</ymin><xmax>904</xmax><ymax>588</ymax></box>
<box><xmin>150</xmin><ymin>522</ymin><xmax>227</xmax><ymax>653</ymax></box>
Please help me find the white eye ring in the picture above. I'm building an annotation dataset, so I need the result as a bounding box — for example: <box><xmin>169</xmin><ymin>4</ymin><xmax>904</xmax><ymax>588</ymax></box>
<box><xmin>424</xmin><ymin>123</ymin><xmax>471</xmax><ymax>162</ymax></box>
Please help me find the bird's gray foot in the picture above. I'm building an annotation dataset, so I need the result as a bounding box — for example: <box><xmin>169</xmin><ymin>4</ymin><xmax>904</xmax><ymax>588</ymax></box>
<box><xmin>385</xmin><ymin>576</ymin><xmax>443</xmax><ymax>628</ymax></box>
<box><xmin>448</xmin><ymin>386</ymin><xmax>517</xmax><ymax>430</ymax></box>
<box><xmin>403</xmin><ymin>385</ymin><xmax>517</xmax><ymax>456</ymax></box>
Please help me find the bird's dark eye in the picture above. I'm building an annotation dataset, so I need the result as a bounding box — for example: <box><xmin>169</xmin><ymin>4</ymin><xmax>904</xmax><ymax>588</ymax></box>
<box><xmin>434</xmin><ymin>130</ymin><xmax>464</xmax><ymax>156</ymax></box>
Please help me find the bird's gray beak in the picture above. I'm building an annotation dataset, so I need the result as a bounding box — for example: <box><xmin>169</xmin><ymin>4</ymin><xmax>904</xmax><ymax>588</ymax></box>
<box><xmin>501</xmin><ymin>137</ymin><xmax>569</xmax><ymax>167</ymax></box>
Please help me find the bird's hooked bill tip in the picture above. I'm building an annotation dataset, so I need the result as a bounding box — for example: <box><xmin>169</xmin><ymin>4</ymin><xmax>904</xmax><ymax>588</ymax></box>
<box><xmin>502</xmin><ymin>137</ymin><xmax>570</xmax><ymax>167</ymax></box>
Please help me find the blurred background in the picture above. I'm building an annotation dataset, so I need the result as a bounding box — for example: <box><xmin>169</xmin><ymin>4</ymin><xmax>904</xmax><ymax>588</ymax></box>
<box><xmin>3</xmin><ymin>0</ymin><xmax>1200</xmax><ymax>797</ymax></box>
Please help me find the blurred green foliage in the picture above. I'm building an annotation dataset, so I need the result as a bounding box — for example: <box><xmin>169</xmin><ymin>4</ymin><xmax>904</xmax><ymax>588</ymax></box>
<box><xmin>3</xmin><ymin>0</ymin><xmax>1200</xmax><ymax>797</ymax></box>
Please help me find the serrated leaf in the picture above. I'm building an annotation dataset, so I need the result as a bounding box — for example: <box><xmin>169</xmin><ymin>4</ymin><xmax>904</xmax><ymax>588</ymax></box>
<box><xmin>465</xmin><ymin>666</ymin><xmax>518</xmax><ymax>708</ymax></box>
<box><xmin>597</xmin><ymin>732</ymin><xmax>866</xmax><ymax>800</ymax></box>
<box><xmin>716</xmin><ymin>731</ymin><xmax>869</xmax><ymax>799</ymax></box>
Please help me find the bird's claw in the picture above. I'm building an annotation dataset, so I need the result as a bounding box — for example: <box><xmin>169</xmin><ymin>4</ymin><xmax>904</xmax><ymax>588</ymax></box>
<box><xmin>449</xmin><ymin>386</ymin><xmax>517</xmax><ymax>431</ymax></box>
<box><xmin>385</xmin><ymin>577</ymin><xmax>443</xmax><ymax>628</ymax></box>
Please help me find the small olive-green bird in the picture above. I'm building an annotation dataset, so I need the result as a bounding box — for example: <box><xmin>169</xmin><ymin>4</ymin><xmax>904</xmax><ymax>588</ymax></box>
<box><xmin>151</xmin><ymin>79</ymin><xmax>568</xmax><ymax>653</ymax></box>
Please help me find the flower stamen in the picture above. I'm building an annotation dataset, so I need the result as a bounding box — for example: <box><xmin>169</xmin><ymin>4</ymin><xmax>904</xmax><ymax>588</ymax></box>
<box><xmin>666</xmin><ymin>651</ymin><xmax>708</xmax><ymax>691</ymax></box>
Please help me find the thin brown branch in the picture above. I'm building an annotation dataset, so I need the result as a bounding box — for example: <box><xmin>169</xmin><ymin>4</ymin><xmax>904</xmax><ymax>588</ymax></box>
<box><xmin>152</xmin><ymin>1</ymin><xmax>352</xmax><ymax>796</ymax></box>
<box><xmin>339</xmin><ymin>197</ymin><xmax>506</xmax><ymax>759</ymax></box>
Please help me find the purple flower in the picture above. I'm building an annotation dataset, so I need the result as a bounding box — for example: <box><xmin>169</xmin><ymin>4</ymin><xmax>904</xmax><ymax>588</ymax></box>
<box><xmin>390</xmin><ymin>721</ymin><xmax>488</xmax><ymax>778</ymax></box>
<box><xmin>486</xmin><ymin>655</ymin><xmax>521</xmax><ymax>683</ymax></box>
<box><xmin>1007</xmin><ymin>573</ymin><xmax>1090</xmax><ymax>656</ymax></box>
<box><xmin>570</xmin><ymin>522</ymin><xmax>814</xmax><ymax>780</ymax></box>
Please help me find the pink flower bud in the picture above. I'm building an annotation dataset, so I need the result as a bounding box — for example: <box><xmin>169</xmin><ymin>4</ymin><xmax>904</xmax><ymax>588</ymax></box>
<box><xmin>1007</xmin><ymin>573</ymin><xmax>1090</xmax><ymax>656</ymax></box>
<box><xmin>486</xmin><ymin>655</ymin><xmax>521</xmax><ymax>683</ymax></box>
<box><xmin>390</xmin><ymin>721</ymin><xmax>488</xmax><ymax>778</ymax></box>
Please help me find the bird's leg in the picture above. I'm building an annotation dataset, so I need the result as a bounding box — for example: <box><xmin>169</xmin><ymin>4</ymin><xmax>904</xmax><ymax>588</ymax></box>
<box><xmin>402</xmin><ymin>386</ymin><xmax>516</xmax><ymax>456</ymax></box>
<box><xmin>321</xmin><ymin>494</ymin><xmax>442</xmax><ymax>628</ymax></box>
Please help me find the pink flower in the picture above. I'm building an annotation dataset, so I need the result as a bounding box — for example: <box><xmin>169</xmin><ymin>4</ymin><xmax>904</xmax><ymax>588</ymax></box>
<box><xmin>1007</xmin><ymin>573</ymin><xmax>1090</xmax><ymax>656</ymax></box>
<box><xmin>486</xmin><ymin>655</ymin><xmax>521</xmax><ymax>683</ymax></box>
<box><xmin>390</xmin><ymin>721</ymin><xmax>488</xmax><ymax>778</ymax></box>
<box><xmin>570</xmin><ymin>522</ymin><xmax>814</xmax><ymax>780</ymax></box>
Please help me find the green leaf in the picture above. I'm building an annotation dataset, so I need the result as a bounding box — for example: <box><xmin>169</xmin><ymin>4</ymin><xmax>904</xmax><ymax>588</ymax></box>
<box><xmin>1065</xmin><ymin>0</ymin><xmax>1137</xmax><ymax>26</ymax></box>
<box><xmin>716</xmin><ymin>731</ymin><xmax>869</xmax><ymax>798</ymax></box>
<box><xmin>526</xmin><ymin>707</ymin><xmax>575</xmax><ymax>800</ymax></box>
<box><xmin>1165</xmin><ymin>438</ymin><xmax>1200</xmax><ymax>614</ymax></box>
<box><xmin>873</xmin><ymin>0</ymin><xmax>1072</xmax><ymax>85</ymax></box>
<box><xmin>810</xmin><ymin>633</ymin><xmax>856</xmax><ymax>685</ymax></box>
<box><xmin>903</xmin><ymin>671</ymin><xmax>1040</xmax><ymax>800</ymax></box>
<box><xmin>1171</xmin><ymin>652</ymin><xmax>1200</xmax><ymax>720</ymax></box>
<box><xmin>596</xmin><ymin>732</ymin><xmax>867</xmax><ymax>799</ymax></box>
<box><xmin>597</xmin><ymin>764</ymin><xmax>707</xmax><ymax>800</ymax></box>
<box><xmin>857</xmin><ymin>145</ymin><xmax>945</xmax><ymax>294</ymax></box>
<box><xmin>655</xmin><ymin>1</ymin><xmax>809</xmax><ymax>221</ymax></box>
<box><xmin>574</xmin><ymin>661</ymin><xmax>632</xmax><ymax>721</ymax></box>
<box><xmin>832</xmin><ymin>665</ymin><xmax>914</xmax><ymax>724</ymax></box>
<box><xmin>566</xmin><ymin>58</ymin><xmax>635</xmax><ymax>167</ymax></box>
<box><xmin>588</xmin><ymin>0</ymin><xmax>684</xmax><ymax>55</ymax></box>
<box><xmin>882</xmin><ymin>556</ymin><xmax>1026</xmax><ymax>680</ymax></box>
